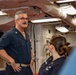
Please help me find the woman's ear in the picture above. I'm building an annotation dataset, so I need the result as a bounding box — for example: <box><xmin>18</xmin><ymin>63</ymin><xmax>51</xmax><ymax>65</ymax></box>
<box><xmin>48</xmin><ymin>44</ymin><xmax>54</xmax><ymax>52</ymax></box>
<box><xmin>51</xmin><ymin>44</ymin><xmax>54</xmax><ymax>50</ymax></box>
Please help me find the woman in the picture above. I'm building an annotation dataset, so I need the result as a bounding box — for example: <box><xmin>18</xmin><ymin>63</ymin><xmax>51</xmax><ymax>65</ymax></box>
<box><xmin>38</xmin><ymin>35</ymin><xmax>70</xmax><ymax>75</ymax></box>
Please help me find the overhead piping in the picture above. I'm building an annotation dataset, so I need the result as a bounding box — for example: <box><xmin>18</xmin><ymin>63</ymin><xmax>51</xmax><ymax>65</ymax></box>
<box><xmin>35</xmin><ymin>3</ymin><xmax>76</xmax><ymax>28</ymax></box>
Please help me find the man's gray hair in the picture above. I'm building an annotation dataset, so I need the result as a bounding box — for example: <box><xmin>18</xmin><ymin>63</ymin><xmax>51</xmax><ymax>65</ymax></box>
<box><xmin>15</xmin><ymin>11</ymin><xmax>27</xmax><ymax>20</ymax></box>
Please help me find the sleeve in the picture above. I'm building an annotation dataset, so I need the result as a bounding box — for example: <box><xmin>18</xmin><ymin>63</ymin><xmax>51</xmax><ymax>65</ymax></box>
<box><xmin>0</xmin><ymin>32</ymin><xmax>12</xmax><ymax>50</ymax></box>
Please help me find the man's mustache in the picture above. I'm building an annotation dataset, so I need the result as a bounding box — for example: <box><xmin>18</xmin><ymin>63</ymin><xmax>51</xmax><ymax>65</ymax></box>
<box><xmin>22</xmin><ymin>22</ymin><xmax>27</xmax><ymax>24</ymax></box>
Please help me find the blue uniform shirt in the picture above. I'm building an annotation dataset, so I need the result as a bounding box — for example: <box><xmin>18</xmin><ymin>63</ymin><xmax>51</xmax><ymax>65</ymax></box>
<box><xmin>0</xmin><ymin>28</ymin><xmax>31</xmax><ymax>64</ymax></box>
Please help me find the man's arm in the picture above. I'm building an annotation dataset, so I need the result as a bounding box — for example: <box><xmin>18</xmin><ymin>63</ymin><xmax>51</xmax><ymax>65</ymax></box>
<box><xmin>0</xmin><ymin>49</ymin><xmax>15</xmax><ymax>65</ymax></box>
<box><xmin>0</xmin><ymin>49</ymin><xmax>21</xmax><ymax>72</ymax></box>
<box><xmin>30</xmin><ymin>50</ymin><xmax>35</xmax><ymax>72</ymax></box>
<box><xmin>0</xmin><ymin>32</ymin><xmax>21</xmax><ymax>72</ymax></box>
<box><xmin>31</xmin><ymin>50</ymin><xmax>35</xmax><ymax>60</ymax></box>
<box><xmin>30</xmin><ymin>50</ymin><xmax>35</xmax><ymax>65</ymax></box>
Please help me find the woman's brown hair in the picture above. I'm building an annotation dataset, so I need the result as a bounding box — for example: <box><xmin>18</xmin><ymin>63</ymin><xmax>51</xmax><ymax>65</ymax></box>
<box><xmin>50</xmin><ymin>35</ymin><xmax>70</xmax><ymax>56</ymax></box>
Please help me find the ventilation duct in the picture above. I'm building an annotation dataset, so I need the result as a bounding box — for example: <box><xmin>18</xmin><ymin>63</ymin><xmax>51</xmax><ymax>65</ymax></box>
<box><xmin>36</xmin><ymin>3</ymin><xmax>76</xmax><ymax>28</ymax></box>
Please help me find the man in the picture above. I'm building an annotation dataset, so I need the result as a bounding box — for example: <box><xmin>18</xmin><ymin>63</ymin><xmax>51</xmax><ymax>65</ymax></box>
<box><xmin>0</xmin><ymin>11</ymin><xmax>34</xmax><ymax>75</ymax></box>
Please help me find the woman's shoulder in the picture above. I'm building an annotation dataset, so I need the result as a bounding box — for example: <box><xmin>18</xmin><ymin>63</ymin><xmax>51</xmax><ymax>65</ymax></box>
<box><xmin>53</xmin><ymin>56</ymin><xmax>66</xmax><ymax>68</ymax></box>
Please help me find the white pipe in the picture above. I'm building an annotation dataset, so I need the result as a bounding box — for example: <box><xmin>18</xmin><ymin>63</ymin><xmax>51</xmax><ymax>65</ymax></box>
<box><xmin>37</xmin><ymin>4</ymin><xmax>76</xmax><ymax>27</ymax></box>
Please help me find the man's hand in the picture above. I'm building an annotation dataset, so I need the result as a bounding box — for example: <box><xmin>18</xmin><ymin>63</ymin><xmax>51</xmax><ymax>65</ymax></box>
<box><xmin>10</xmin><ymin>62</ymin><xmax>21</xmax><ymax>72</ymax></box>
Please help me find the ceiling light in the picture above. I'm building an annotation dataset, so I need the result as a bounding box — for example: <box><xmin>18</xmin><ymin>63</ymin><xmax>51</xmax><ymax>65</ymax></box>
<box><xmin>0</xmin><ymin>11</ymin><xmax>7</xmax><ymax>15</ymax></box>
<box><xmin>31</xmin><ymin>18</ymin><xmax>61</xmax><ymax>23</ymax></box>
<box><xmin>60</xmin><ymin>5</ymin><xmax>76</xmax><ymax>15</ymax></box>
<box><xmin>0</xmin><ymin>16</ymin><xmax>14</xmax><ymax>24</ymax></box>
<box><xmin>56</xmin><ymin>0</ymin><xmax>76</xmax><ymax>3</ymax></box>
<box><xmin>56</xmin><ymin>25</ymin><xmax>69</xmax><ymax>33</ymax></box>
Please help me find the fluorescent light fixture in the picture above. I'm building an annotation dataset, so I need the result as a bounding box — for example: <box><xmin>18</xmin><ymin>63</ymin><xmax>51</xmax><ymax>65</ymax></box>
<box><xmin>56</xmin><ymin>0</ymin><xmax>76</xmax><ymax>3</ymax></box>
<box><xmin>31</xmin><ymin>18</ymin><xmax>61</xmax><ymax>23</ymax></box>
<box><xmin>0</xmin><ymin>11</ymin><xmax>7</xmax><ymax>15</ymax></box>
<box><xmin>56</xmin><ymin>26</ymin><xmax>69</xmax><ymax>33</ymax></box>
<box><xmin>60</xmin><ymin>5</ymin><xmax>76</xmax><ymax>15</ymax></box>
<box><xmin>0</xmin><ymin>16</ymin><xmax>14</xmax><ymax>24</ymax></box>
